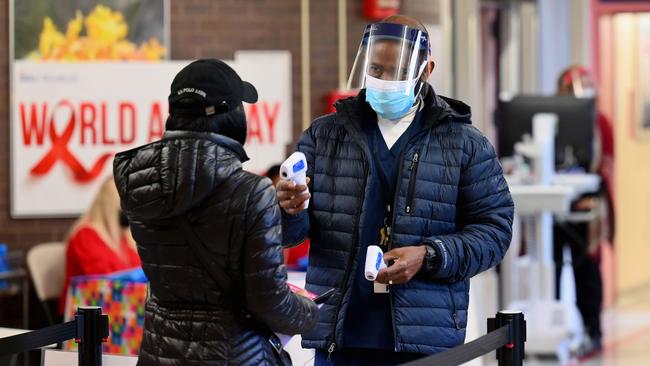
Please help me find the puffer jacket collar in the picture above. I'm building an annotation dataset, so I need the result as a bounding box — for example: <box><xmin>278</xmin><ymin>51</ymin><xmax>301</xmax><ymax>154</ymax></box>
<box><xmin>115</xmin><ymin>131</ymin><xmax>250</xmax><ymax>222</ymax></box>
<box><xmin>163</xmin><ymin>130</ymin><xmax>250</xmax><ymax>162</ymax></box>
<box><xmin>333</xmin><ymin>83</ymin><xmax>472</xmax><ymax>135</ymax></box>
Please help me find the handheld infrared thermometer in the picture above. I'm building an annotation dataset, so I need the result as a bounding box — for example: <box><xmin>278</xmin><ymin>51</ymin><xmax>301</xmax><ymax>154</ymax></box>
<box><xmin>280</xmin><ymin>152</ymin><xmax>309</xmax><ymax>209</ymax></box>
<box><xmin>364</xmin><ymin>245</ymin><xmax>387</xmax><ymax>281</ymax></box>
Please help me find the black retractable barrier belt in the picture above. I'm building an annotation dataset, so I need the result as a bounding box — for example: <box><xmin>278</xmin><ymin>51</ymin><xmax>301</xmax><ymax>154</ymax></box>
<box><xmin>0</xmin><ymin>321</ymin><xmax>76</xmax><ymax>356</ymax></box>
<box><xmin>399</xmin><ymin>325</ymin><xmax>510</xmax><ymax>366</ymax></box>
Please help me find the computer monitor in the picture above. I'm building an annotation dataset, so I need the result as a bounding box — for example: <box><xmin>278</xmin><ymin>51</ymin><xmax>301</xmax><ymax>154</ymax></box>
<box><xmin>496</xmin><ymin>95</ymin><xmax>596</xmax><ymax>170</ymax></box>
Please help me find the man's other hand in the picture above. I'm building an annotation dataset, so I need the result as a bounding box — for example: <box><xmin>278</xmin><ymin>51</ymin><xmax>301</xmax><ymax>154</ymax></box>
<box><xmin>376</xmin><ymin>246</ymin><xmax>426</xmax><ymax>285</ymax></box>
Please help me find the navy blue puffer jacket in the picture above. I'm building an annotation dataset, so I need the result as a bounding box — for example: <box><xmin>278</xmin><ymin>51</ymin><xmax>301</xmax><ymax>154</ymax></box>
<box><xmin>282</xmin><ymin>85</ymin><xmax>514</xmax><ymax>355</ymax></box>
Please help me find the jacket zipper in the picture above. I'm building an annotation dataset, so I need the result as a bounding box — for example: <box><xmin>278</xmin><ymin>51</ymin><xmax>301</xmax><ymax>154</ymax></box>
<box><xmin>385</xmin><ymin>138</ymin><xmax>416</xmax><ymax>352</ymax></box>
<box><xmin>327</xmin><ymin>157</ymin><xmax>370</xmax><ymax>358</ymax></box>
<box><xmin>388</xmin><ymin>142</ymin><xmax>423</xmax><ymax>244</ymax></box>
<box><xmin>447</xmin><ymin>284</ymin><xmax>461</xmax><ymax>330</ymax></box>
<box><xmin>327</xmin><ymin>342</ymin><xmax>335</xmax><ymax>361</ymax></box>
<box><xmin>405</xmin><ymin>152</ymin><xmax>420</xmax><ymax>214</ymax></box>
<box><xmin>330</xmin><ymin>103</ymin><xmax>444</xmax><ymax>353</ymax></box>
<box><xmin>328</xmin><ymin>109</ymin><xmax>435</xmax><ymax>354</ymax></box>
<box><xmin>386</xmin><ymin>136</ymin><xmax>425</xmax><ymax>351</ymax></box>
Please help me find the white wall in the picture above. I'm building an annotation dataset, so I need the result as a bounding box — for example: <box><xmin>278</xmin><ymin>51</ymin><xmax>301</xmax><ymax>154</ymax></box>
<box><xmin>538</xmin><ymin>0</ymin><xmax>571</xmax><ymax>94</ymax></box>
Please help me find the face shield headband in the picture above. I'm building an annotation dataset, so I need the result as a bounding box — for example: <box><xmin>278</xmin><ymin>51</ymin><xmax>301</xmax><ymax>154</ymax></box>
<box><xmin>347</xmin><ymin>22</ymin><xmax>431</xmax><ymax>90</ymax></box>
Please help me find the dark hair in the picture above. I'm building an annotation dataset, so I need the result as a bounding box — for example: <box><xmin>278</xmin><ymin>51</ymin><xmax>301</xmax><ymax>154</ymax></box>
<box><xmin>165</xmin><ymin>98</ymin><xmax>248</xmax><ymax>145</ymax></box>
<box><xmin>556</xmin><ymin>65</ymin><xmax>591</xmax><ymax>94</ymax></box>
<box><xmin>266</xmin><ymin>164</ymin><xmax>281</xmax><ymax>179</ymax></box>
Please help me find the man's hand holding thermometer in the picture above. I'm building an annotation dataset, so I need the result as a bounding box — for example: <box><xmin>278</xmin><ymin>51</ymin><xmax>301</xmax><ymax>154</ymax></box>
<box><xmin>277</xmin><ymin>152</ymin><xmax>311</xmax><ymax>215</ymax></box>
<box><xmin>366</xmin><ymin>245</ymin><xmax>428</xmax><ymax>287</ymax></box>
<box><xmin>364</xmin><ymin>245</ymin><xmax>390</xmax><ymax>293</ymax></box>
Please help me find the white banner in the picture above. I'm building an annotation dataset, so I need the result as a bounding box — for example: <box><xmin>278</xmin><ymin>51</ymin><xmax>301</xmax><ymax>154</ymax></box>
<box><xmin>11</xmin><ymin>51</ymin><xmax>292</xmax><ymax>217</ymax></box>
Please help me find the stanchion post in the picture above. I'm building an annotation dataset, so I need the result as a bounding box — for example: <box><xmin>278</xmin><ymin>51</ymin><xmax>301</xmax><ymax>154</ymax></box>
<box><xmin>75</xmin><ymin>306</ymin><xmax>109</xmax><ymax>366</ymax></box>
<box><xmin>488</xmin><ymin>310</ymin><xmax>526</xmax><ymax>366</ymax></box>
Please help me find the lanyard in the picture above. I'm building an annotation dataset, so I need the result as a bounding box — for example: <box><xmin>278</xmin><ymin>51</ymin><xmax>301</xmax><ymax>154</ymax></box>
<box><xmin>370</xmin><ymin>130</ymin><xmax>397</xmax><ymax>213</ymax></box>
<box><xmin>368</xmin><ymin>110</ymin><xmax>423</xmax><ymax>248</ymax></box>
<box><xmin>369</xmin><ymin>130</ymin><xmax>395</xmax><ymax>249</ymax></box>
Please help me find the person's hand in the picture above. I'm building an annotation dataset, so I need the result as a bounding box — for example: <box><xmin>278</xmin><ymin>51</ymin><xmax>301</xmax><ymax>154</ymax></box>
<box><xmin>295</xmin><ymin>287</ymin><xmax>312</xmax><ymax>298</ymax></box>
<box><xmin>276</xmin><ymin>177</ymin><xmax>311</xmax><ymax>215</ymax></box>
<box><xmin>572</xmin><ymin>197</ymin><xmax>599</xmax><ymax>211</ymax></box>
<box><xmin>376</xmin><ymin>246</ymin><xmax>426</xmax><ymax>285</ymax></box>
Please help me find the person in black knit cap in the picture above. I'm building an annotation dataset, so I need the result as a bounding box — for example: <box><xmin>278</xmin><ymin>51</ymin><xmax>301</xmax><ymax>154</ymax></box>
<box><xmin>114</xmin><ymin>59</ymin><xmax>318</xmax><ymax>366</ymax></box>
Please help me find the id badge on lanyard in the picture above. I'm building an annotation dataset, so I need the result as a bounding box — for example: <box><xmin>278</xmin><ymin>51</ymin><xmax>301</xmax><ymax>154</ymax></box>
<box><xmin>378</xmin><ymin>207</ymin><xmax>391</xmax><ymax>250</ymax></box>
<box><xmin>372</xmin><ymin>130</ymin><xmax>394</xmax><ymax>294</ymax></box>
<box><xmin>375</xmin><ymin>208</ymin><xmax>391</xmax><ymax>294</ymax></box>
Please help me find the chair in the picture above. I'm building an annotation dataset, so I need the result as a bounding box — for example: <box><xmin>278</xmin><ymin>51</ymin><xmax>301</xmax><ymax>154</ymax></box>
<box><xmin>26</xmin><ymin>242</ymin><xmax>65</xmax><ymax>325</ymax></box>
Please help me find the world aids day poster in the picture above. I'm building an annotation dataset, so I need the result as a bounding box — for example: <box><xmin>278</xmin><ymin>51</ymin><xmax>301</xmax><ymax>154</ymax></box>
<box><xmin>11</xmin><ymin>0</ymin><xmax>292</xmax><ymax>217</ymax></box>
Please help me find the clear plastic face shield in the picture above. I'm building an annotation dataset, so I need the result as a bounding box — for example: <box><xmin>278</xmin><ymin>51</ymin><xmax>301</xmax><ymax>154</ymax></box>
<box><xmin>559</xmin><ymin>66</ymin><xmax>597</xmax><ymax>98</ymax></box>
<box><xmin>347</xmin><ymin>23</ymin><xmax>431</xmax><ymax>119</ymax></box>
<box><xmin>348</xmin><ymin>23</ymin><xmax>430</xmax><ymax>91</ymax></box>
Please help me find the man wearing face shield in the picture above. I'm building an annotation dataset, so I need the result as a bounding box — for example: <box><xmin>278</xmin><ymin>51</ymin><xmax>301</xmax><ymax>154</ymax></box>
<box><xmin>277</xmin><ymin>16</ymin><xmax>513</xmax><ymax>365</ymax></box>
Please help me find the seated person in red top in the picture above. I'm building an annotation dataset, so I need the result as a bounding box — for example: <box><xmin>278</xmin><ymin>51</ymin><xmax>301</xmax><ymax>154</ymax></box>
<box><xmin>266</xmin><ymin>163</ymin><xmax>310</xmax><ymax>270</ymax></box>
<box><xmin>59</xmin><ymin>177</ymin><xmax>141</xmax><ymax>313</ymax></box>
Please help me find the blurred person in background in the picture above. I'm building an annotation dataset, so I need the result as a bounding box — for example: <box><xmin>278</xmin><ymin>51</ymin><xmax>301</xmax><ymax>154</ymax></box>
<box><xmin>266</xmin><ymin>164</ymin><xmax>282</xmax><ymax>186</ymax></box>
<box><xmin>277</xmin><ymin>15</ymin><xmax>513</xmax><ymax>365</ymax></box>
<box><xmin>114</xmin><ymin>59</ymin><xmax>318</xmax><ymax>366</ymax></box>
<box><xmin>59</xmin><ymin>177</ymin><xmax>141</xmax><ymax>314</ymax></box>
<box><xmin>554</xmin><ymin>65</ymin><xmax>615</xmax><ymax>353</ymax></box>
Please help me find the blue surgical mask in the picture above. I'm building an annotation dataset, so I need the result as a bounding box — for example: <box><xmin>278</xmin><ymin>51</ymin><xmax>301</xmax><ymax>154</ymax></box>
<box><xmin>365</xmin><ymin>77</ymin><xmax>416</xmax><ymax>120</ymax></box>
<box><xmin>364</xmin><ymin>63</ymin><xmax>426</xmax><ymax>120</ymax></box>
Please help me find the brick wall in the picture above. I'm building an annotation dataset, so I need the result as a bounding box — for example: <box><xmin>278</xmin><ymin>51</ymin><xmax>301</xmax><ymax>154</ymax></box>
<box><xmin>0</xmin><ymin>0</ymin><xmax>371</xmax><ymax>252</ymax></box>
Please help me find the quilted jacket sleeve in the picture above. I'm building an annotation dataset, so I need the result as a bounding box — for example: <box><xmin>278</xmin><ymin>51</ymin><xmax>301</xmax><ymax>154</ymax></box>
<box><xmin>281</xmin><ymin>125</ymin><xmax>316</xmax><ymax>247</ymax></box>
<box><xmin>423</xmin><ymin>133</ymin><xmax>514</xmax><ymax>283</ymax></box>
<box><xmin>244</xmin><ymin>178</ymin><xmax>319</xmax><ymax>334</ymax></box>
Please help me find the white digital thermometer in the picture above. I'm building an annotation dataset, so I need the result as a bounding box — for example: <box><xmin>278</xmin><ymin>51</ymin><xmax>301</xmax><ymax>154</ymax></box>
<box><xmin>280</xmin><ymin>152</ymin><xmax>309</xmax><ymax>209</ymax></box>
<box><xmin>365</xmin><ymin>245</ymin><xmax>387</xmax><ymax>281</ymax></box>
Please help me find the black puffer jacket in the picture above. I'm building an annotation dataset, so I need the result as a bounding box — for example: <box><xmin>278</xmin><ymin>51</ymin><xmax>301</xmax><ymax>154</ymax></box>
<box><xmin>114</xmin><ymin>130</ymin><xmax>318</xmax><ymax>366</ymax></box>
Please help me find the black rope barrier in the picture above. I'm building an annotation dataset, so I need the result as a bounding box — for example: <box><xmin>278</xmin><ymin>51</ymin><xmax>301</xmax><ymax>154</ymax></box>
<box><xmin>0</xmin><ymin>306</ymin><xmax>108</xmax><ymax>366</ymax></box>
<box><xmin>399</xmin><ymin>311</ymin><xmax>526</xmax><ymax>366</ymax></box>
<box><xmin>0</xmin><ymin>321</ymin><xmax>75</xmax><ymax>357</ymax></box>
<box><xmin>400</xmin><ymin>325</ymin><xmax>510</xmax><ymax>366</ymax></box>
<box><xmin>0</xmin><ymin>308</ymin><xmax>524</xmax><ymax>366</ymax></box>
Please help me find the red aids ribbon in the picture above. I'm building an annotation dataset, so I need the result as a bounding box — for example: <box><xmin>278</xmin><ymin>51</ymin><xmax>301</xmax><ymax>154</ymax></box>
<box><xmin>30</xmin><ymin>100</ymin><xmax>112</xmax><ymax>183</ymax></box>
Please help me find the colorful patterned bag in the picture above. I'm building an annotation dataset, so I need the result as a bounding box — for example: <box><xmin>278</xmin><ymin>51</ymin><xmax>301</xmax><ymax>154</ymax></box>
<box><xmin>63</xmin><ymin>270</ymin><xmax>147</xmax><ymax>355</ymax></box>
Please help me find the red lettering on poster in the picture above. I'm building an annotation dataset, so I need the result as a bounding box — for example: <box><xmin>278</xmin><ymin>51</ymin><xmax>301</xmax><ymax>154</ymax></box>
<box><xmin>148</xmin><ymin>102</ymin><xmax>164</xmax><ymax>142</ymax></box>
<box><xmin>79</xmin><ymin>102</ymin><xmax>97</xmax><ymax>145</ymax></box>
<box><xmin>246</xmin><ymin>103</ymin><xmax>263</xmax><ymax>144</ymax></box>
<box><xmin>100</xmin><ymin>103</ymin><xmax>115</xmax><ymax>145</ymax></box>
<box><xmin>20</xmin><ymin>103</ymin><xmax>48</xmax><ymax>145</ymax></box>
<box><xmin>29</xmin><ymin>100</ymin><xmax>112</xmax><ymax>183</ymax></box>
<box><xmin>119</xmin><ymin>102</ymin><xmax>136</xmax><ymax>144</ymax></box>
<box><xmin>263</xmin><ymin>101</ymin><xmax>280</xmax><ymax>144</ymax></box>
